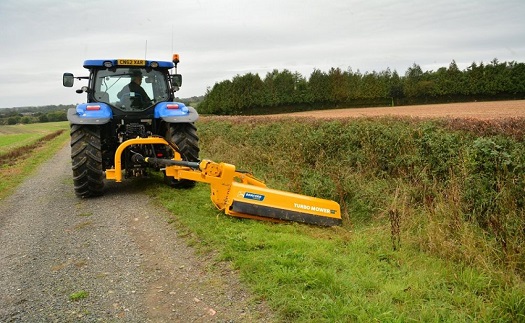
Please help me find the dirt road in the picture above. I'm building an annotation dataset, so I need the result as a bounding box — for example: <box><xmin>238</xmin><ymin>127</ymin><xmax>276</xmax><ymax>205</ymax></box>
<box><xmin>0</xmin><ymin>144</ymin><xmax>271</xmax><ymax>322</ymax></box>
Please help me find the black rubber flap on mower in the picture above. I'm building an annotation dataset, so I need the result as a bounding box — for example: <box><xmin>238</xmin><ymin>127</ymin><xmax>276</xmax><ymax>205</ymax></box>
<box><xmin>231</xmin><ymin>201</ymin><xmax>342</xmax><ymax>227</ymax></box>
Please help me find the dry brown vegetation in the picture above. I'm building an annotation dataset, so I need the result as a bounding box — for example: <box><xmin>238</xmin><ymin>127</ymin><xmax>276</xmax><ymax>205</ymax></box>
<box><xmin>282</xmin><ymin>100</ymin><xmax>525</xmax><ymax>120</ymax></box>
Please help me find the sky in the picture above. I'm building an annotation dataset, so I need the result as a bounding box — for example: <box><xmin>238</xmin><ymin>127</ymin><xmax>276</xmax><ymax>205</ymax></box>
<box><xmin>0</xmin><ymin>0</ymin><xmax>524</xmax><ymax>109</ymax></box>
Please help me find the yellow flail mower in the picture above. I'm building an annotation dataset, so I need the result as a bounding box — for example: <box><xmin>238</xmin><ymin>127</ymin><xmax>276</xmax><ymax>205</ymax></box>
<box><xmin>106</xmin><ymin>137</ymin><xmax>342</xmax><ymax>227</ymax></box>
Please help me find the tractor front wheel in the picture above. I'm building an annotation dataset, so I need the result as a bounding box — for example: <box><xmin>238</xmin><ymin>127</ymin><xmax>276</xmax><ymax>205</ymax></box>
<box><xmin>70</xmin><ymin>124</ymin><xmax>104</xmax><ymax>197</ymax></box>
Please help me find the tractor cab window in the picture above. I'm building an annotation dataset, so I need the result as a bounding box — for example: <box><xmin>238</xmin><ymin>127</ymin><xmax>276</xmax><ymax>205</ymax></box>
<box><xmin>93</xmin><ymin>68</ymin><xmax>169</xmax><ymax>110</ymax></box>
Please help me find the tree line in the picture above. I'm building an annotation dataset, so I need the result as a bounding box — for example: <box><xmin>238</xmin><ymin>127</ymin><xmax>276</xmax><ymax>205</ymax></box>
<box><xmin>198</xmin><ymin>59</ymin><xmax>525</xmax><ymax>115</ymax></box>
<box><xmin>0</xmin><ymin>105</ymin><xmax>71</xmax><ymax>125</ymax></box>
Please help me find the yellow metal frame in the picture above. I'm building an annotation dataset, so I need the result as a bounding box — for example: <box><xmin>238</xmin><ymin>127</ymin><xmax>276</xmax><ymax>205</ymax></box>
<box><xmin>106</xmin><ymin>137</ymin><xmax>181</xmax><ymax>182</ymax></box>
<box><xmin>106</xmin><ymin>137</ymin><xmax>342</xmax><ymax>226</ymax></box>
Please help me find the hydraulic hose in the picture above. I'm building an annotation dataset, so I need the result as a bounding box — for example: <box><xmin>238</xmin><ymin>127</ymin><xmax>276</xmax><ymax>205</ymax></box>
<box><xmin>131</xmin><ymin>153</ymin><xmax>200</xmax><ymax>169</ymax></box>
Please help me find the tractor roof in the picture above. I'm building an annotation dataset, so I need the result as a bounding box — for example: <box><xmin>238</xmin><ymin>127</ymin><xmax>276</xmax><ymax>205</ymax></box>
<box><xmin>83</xmin><ymin>59</ymin><xmax>174</xmax><ymax>69</ymax></box>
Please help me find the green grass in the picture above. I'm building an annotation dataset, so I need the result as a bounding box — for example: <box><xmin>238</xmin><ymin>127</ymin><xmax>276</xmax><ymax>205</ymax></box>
<box><xmin>0</xmin><ymin>133</ymin><xmax>36</xmax><ymax>154</ymax></box>
<box><xmin>0</xmin><ymin>121</ymin><xmax>68</xmax><ymax>135</ymax></box>
<box><xmin>0</xmin><ymin>121</ymin><xmax>68</xmax><ymax>153</ymax></box>
<box><xmin>148</xmin><ymin>116</ymin><xmax>525</xmax><ymax>322</ymax></box>
<box><xmin>151</xmin><ymin>182</ymin><xmax>523</xmax><ymax>322</ymax></box>
<box><xmin>69</xmin><ymin>290</ymin><xmax>89</xmax><ymax>301</ymax></box>
<box><xmin>0</xmin><ymin>121</ymin><xmax>69</xmax><ymax>199</ymax></box>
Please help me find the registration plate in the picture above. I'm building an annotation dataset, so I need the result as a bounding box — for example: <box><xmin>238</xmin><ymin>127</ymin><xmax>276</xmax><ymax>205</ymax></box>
<box><xmin>117</xmin><ymin>59</ymin><xmax>146</xmax><ymax>66</ymax></box>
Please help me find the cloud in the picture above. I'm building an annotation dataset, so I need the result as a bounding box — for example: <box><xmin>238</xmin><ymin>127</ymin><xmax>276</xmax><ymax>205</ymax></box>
<box><xmin>0</xmin><ymin>0</ymin><xmax>524</xmax><ymax>108</ymax></box>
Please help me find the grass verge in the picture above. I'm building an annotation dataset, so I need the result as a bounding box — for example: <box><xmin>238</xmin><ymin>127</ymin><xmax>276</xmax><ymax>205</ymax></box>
<box><xmin>151</xmin><ymin>182</ymin><xmax>523</xmax><ymax>322</ymax></box>
<box><xmin>148</xmin><ymin>116</ymin><xmax>525</xmax><ymax>321</ymax></box>
<box><xmin>0</xmin><ymin>122</ymin><xmax>69</xmax><ymax>200</ymax></box>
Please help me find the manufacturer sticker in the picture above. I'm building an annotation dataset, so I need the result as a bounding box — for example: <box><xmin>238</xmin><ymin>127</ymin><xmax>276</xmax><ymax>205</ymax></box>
<box><xmin>243</xmin><ymin>192</ymin><xmax>265</xmax><ymax>201</ymax></box>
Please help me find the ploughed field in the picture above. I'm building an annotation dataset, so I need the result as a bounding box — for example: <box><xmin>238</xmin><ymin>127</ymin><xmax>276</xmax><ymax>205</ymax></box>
<box><xmin>282</xmin><ymin>100</ymin><xmax>525</xmax><ymax>119</ymax></box>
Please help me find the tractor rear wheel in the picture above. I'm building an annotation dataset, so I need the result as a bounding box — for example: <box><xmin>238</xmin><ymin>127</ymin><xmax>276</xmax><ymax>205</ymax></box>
<box><xmin>165</xmin><ymin>122</ymin><xmax>200</xmax><ymax>188</ymax></box>
<box><xmin>70</xmin><ymin>124</ymin><xmax>104</xmax><ymax>197</ymax></box>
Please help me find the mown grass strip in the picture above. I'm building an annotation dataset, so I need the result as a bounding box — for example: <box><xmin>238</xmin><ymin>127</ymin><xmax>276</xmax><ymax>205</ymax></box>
<box><xmin>0</xmin><ymin>129</ymin><xmax>65</xmax><ymax>166</ymax></box>
<box><xmin>0</xmin><ymin>133</ymin><xmax>36</xmax><ymax>154</ymax></box>
<box><xmin>0</xmin><ymin>122</ymin><xmax>69</xmax><ymax>200</ymax></box>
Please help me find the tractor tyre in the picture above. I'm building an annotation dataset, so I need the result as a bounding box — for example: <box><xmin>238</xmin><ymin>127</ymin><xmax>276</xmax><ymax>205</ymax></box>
<box><xmin>165</xmin><ymin>122</ymin><xmax>200</xmax><ymax>188</ymax></box>
<box><xmin>70</xmin><ymin>124</ymin><xmax>104</xmax><ymax>197</ymax></box>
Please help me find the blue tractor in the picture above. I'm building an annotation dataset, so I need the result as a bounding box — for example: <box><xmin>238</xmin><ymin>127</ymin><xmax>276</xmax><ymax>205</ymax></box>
<box><xmin>63</xmin><ymin>55</ymin><xmax>199</xmax><ymax>197</ymax></box>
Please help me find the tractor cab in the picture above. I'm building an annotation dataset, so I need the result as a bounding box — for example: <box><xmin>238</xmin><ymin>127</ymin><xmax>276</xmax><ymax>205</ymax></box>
<box><xmin>63</xmin><ymin>55</ymin><xmax>196</xmax><ymax>127</ymax></box>
<box><xmin>63</xmin><ymin>56</ymin><xmax>183</xmax><ymax>113</ymax></box>
<box><xmin>94</xmin><ymin>67</ymin><xmax>168</xmax><ymax>111</ymax></box>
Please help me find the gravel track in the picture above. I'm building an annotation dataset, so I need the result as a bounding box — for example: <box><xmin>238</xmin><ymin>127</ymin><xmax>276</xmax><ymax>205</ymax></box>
<box><xmin>0</xmin><ymin>144</ymin><xmax>272</xmax><ymax>322</ymax></box>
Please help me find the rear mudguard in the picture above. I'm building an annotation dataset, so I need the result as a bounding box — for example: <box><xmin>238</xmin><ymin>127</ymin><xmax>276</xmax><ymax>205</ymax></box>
<box><xmin>67</xmin><ymin>103</ymin><xmax>112</xmax><ymax>125</ymax></box>
<box><xmin>67</xmin><ymin>101</ymin><xmax>198</xmax><ymax>125</ymax></box>
<box><xmin>155</xmin><ymin>102</ymin><xmax>199</xmax><ymax>123</ymax></box>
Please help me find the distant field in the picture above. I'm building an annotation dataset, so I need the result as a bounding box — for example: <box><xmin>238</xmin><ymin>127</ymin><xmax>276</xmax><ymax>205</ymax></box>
<box><xmin>280</xmin><ymin>100</ymin><xmax>525</xmax><ymax>120</ymax></box>
<box><xmin>0</xmin><ymin>122</ymin><xmax>68</xmax><ymax>155</ymax></box>
<box><xmin>0</xmin><ymin>122</ymin><xmax>69</xmax><ymax>198</ymax></box>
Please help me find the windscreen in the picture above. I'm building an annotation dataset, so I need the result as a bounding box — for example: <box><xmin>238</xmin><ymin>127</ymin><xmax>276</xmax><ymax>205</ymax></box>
<box><xmin>93</xmin><ymin>68</ymin><xmax>170</xmax><ymax>111</ymax></box>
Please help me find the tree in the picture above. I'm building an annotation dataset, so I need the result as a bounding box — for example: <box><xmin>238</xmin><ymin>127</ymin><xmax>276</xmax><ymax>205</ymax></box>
<box><xmin>388</xmin><ymin>70</ymin><xmax>404</xmax><ymax>101</ymax></box>
<box><xmin>39</xmin><ymin>114</ymin><xmax>49</xmax><ymax>123</ymax></box>
<box><xmin>508</xmin><ymin>61</ymin><xmax>525</xmax><ymax>95</ymax></box>
<box><xmin>230</xmin><ymin>73</ymin><xmax>264</xmax><ymax>113</ymax></box>
<box><xmin>445</xmin><ymin>60</ymin><xmax>466</xmax><ymax>96</ymax></box>
<box><xmin>345</xmin><ymin>68</ymin><xmax>362</xmax><ymax>101</ymax></box>
<box><xmin>272</xmin><ymin>69</ymin><xmax>296</xmax><ymax>106</ymax></box>
<box><xmin>292</xmin><ymin>72</ymin><xmax>308</xmax><ymax>104</ymax></box>
<box><xmin>404</xmin><ymin>63</ymin><xmax>424</xmax><ymax>98</ymax></box>
<box><xmin>325</xmin><ymin>68</ymin><xmax>347</xmax><ymax>104</ymax></box>
<box><xmin>307</xmin><ymin>69</ymin><xmax>330</xmax><ymax>104</ymax></box>
<box><xmin>465</xmin><ymin>61</ymin><xmax>485</xmax><ymax>96</ymax></box>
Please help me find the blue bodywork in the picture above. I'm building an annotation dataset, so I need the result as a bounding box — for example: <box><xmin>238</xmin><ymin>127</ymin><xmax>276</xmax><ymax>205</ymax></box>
<box><xmin>83</xmin><ymin>59</ymin><xmax>174</xmax><ymax>69</ymax></box>
<box><xmin>69</xmin><ymin>101</ymin><xmax>198</xmax><ymax>124</ymax></box>
<box><xmin>67</xmin><ymin>58</ymin><xmax>199</xmax><ymax>124</ymax></box>
<box><xmin>154</xmin><ymin>101</ymin><xmax>197</xmax><ymax>122</ymax></box>
<box><xmin>76</xmin><ymin>103</ymin><xmax>113</xmax><ymax>118</ymax></box>
<box><xmin>154</xmin><ymin>102</ymin><xmax>189</xmax><ymax>118</ymax></box>
<box><xmin>68</xmin><ymin>103</ymin><xmax>113</xmax><ymax>125</ymax></box>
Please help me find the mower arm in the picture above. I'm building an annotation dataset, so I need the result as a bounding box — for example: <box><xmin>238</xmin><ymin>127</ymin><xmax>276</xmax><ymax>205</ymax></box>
<box><xmin>144</xmin><ymin>156</ymin><xmax>342</xmax><ymax>226</ymax></box>
<box><xmin>106</xmin><ymin>137</ymin><xmax>342</xmax><ymax>226</ymax></box>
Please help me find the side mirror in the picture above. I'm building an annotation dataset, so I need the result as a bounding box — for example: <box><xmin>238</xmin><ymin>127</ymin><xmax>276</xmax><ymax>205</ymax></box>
<box><xmin>63</xmin><ymin>73</ymin><xmax>74</xmax><ymax>87</ymax></box>
<box><xmin>172</xmin><ymin>74</ymin><xmax>182</xmax><ymax>87</ymax></box>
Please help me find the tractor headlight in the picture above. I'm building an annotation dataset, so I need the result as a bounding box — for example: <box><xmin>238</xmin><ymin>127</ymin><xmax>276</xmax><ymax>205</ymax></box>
<box><xmin>103</xmin><ymin>61</ymin><xmax>113</xmax><ymax>68</ymax></box>
<box><xmin>150</xmin><ymin>61</ymin><xmax>159</xmax><ymax>68</ymax></box>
